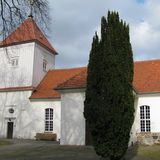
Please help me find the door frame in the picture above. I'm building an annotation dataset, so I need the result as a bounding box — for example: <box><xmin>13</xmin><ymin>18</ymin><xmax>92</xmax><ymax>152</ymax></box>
<box><xmin>7</xmin><ymin>121</ymin><xmax>14</xmax><ymax>139</ymax></box>
<box><xmin>5</xmin><ymin>117</ymin><xmax>16</xmax><ymax>139</ymax></box>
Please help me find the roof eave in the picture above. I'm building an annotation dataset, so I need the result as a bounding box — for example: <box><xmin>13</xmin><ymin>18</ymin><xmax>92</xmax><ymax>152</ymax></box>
<box><xmin>0</xmin><ymin>40</ymin><xmax>57</xmax><ymax>55</ymax></box>
<box><xmin>55</xmin><ymin>86</ymin><xmax>86</xmax><ymax>92</ymax></box>
<box><xmin>29</xmin><ymin>96</ymin><xmax>60</xmax><ymax>100</ymax></box>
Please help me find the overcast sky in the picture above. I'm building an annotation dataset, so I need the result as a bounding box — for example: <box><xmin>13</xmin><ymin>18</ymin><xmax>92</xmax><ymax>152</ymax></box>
<box><xmin>48</xmin><ymin>0</ymin><xmax>160</xmax><ymax>68</ymax></box>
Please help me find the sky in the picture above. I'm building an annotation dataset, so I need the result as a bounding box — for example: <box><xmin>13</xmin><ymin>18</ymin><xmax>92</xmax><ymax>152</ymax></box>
<box><xmin>48</xmin><ymin>0</ymin><xmax>160</xmax><ymax>68</ymax></box>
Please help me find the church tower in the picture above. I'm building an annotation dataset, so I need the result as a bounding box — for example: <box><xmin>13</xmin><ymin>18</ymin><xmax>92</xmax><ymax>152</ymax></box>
<box><xmin>0</xmin><ymin>17</ymin><xmax>57</xmax><ymax>89</ymax></box>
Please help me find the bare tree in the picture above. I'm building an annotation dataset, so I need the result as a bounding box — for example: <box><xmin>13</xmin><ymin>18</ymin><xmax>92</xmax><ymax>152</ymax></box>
<box><xmin>0</xmin><ymin>0</ymin><xmax>50</xmax><ymax>39</ymax></box>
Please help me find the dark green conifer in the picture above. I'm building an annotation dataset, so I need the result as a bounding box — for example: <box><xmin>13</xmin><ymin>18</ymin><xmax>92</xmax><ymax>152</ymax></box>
<box><xmin>84</xmin><ymin>11</ymin><xmax>134</xmax><ymax>160</ymax></box>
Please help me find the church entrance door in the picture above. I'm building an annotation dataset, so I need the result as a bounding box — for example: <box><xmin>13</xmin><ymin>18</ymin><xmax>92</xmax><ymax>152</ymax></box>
<box><xmin>7</xmin><ymin>122</ymin><xmax>13</xmax><ymax>139</ymax></box>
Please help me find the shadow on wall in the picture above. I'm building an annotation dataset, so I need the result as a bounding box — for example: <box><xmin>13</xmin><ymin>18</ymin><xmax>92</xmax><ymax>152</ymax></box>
<box><xmin>62</xmin><ymin>94</ymin><xmax>85</xmax><ymax>145</ymax></box>
<box><xmin>0</xmin><ymin>90</ymin><xmax>38</xmax><ymax>139</ymax></box>
<box><xmin>0</xmin><ymin>68</ymin><xmax>40</xmax><ymax>139</ymax></box>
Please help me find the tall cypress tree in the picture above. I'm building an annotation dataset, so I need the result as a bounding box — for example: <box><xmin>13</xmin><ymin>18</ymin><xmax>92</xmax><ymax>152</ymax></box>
<box><xmin>84</xmin><ymin>11</ymin><xmax>134</xmax><ymax>160</ymax></box>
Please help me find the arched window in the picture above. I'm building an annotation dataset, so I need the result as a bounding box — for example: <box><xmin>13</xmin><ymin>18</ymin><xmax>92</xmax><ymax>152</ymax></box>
<box><xmin>140</xmin><ymin>105</ymin><xmax>151</xmax><ymax>132</ymax></box>
<box><xmin>45</xmin><ymin>108</ymin><xmax>53</xmax><ymax>131</ymax></box>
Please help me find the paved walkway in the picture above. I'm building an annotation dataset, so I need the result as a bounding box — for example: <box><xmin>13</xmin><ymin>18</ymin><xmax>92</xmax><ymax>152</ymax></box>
<box><xmin>0</xmin><ymin>139</ymin><xmax>99</xmax><ymax>160</ymax></box>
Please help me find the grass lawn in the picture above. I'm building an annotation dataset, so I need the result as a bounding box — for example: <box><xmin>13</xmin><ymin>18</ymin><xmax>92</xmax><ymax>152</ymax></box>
<box><xmin>125</xmin><ymin>144</ymin><xmax>160</xmax><ymax>160</ymax></box>
<box><xmin>138</xmin><ymin>145</ymin><xmax>160</xmax><ymax>160</ymax></box>
<box><xmin>0</xmin><ymin>139</ymin><xmax>12</xmax><ymax>147</ymax></box>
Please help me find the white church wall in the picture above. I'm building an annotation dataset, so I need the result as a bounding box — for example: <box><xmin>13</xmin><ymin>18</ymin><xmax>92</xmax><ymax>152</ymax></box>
<box><xmin>129</xmin><ymin>95</ymin><xmax>139</xmax><ymax>145</ymax></box>
<box><xmin>0</xmin><ymin>90</ymin><xmax>61</xmax><ymax>140</ymax></box>
<box><xmin>60</xmin><ymin>91</ymin><xmax>86</xmax><ymax>145</ymax></box>
<box><xmin>0</xmin><ymin>43</ymin><xmax>35</xmax><ymax>88</ymax></box>
<box><xmin>30</xmin><ymin>99</ymin><xmax>61</xmax><ymax>140</ymax></box>
<box><xmin>133</xmin><ymin>93</ymin><xmax>160</xmax><ymax>134</ymax></box>
<box><xmin>32</xmin><ymin>44</ymin><xmax>55</xmax><ymax>87</ymax></box>
<box><xmin>0</xmin><ymin>91</ymin><xmax>32</xmax><ymax>138</ymax></box>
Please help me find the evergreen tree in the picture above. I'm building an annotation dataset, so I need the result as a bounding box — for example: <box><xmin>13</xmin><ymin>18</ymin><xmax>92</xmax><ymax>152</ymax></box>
<box><xmin>84</xmin><ymin>11</ymin><xmax>134</xmax><ymax>160</ymax></box>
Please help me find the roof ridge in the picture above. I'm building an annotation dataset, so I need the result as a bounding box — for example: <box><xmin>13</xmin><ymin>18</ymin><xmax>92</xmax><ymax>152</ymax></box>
<box><xmin>134</xmin><ymin>59</ymin><xmax>160</xmax><ymax>63</ymax></box>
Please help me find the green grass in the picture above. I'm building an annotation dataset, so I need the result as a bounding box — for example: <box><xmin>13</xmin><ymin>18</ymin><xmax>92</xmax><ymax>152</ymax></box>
<box><xmin>124</xmin><ymin>144</ymin><xmax>160</xmax><ymax>160</ymax></box>
<box><xmin>138</xmin><ymin>145</ymin><xmax>160</xmax><ymax>160</ymax></box>
<box><xmin>0</xmin><ymin>140</ymin><xmax>12</xmax><ymax>147</ymax></box>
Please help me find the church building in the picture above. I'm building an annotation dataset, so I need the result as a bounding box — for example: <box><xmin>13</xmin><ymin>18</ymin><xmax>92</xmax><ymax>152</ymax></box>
<box><xmin>0</xmin><ymin>17</ymin><xmax>160</xmax><ymax>145</ymax></box>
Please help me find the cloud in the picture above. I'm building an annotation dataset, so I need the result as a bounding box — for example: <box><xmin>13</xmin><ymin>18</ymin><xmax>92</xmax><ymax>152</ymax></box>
<box><xmin>131</xmin><ymin>21</ymin><xmax>160</xmax><ymax>60</ymax></box>
<box><xmin>48</xmin><ymin>0</ymin><xmax>160</xmax><ymax>68</ymax></box>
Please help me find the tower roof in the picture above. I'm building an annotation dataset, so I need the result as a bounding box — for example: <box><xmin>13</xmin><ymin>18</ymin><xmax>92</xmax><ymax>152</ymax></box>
<box><xmin>0</xmin><ymin>17</ymin><xmax>57</xmax><ymax>54</ymax></box>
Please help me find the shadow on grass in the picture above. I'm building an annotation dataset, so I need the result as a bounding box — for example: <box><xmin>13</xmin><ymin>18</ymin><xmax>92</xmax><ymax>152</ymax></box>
<box><xmin>96</xmin><ymin>144</ymin><xmax>139</xmax><ymax>160</ymax></box>
<box><xmin>124</xmin><ymin>144</ymin><xmax>139</xmax><ymax>160</ymax></box>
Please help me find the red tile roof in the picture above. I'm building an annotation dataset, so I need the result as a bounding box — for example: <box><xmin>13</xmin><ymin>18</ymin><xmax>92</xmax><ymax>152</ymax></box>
<box><xmin>133</xmin><ymin>60</ymin><xmax>160</xmax><ymax>94</ymax></box>
<box><xmin>30</xmin><ymin>59</ymin><xmax>160</xmax><ymax>99</ymax></box>
<box><xmin>0</xmin><ymin>17</ymin><xmax>56</xmax><ymax>54</ymax></box>
<box><xmin>30</xmin><ymin>67</ymin><xmax>86</xmax><ymax>99</ymax></box>
<box><xmin>56</xmin><ymin>69</ymin><xmax>87</xmax><ymax>90</ymax></box>
<box><xmin>57</xmin><ymin>60</ymin><xmax>160</xmax><ymax>94</ymax></box>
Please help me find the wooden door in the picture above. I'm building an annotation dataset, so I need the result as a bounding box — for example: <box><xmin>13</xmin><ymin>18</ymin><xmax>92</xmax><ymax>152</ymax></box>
<box><xmin>7</xmin><ymin>122</ymin><xmax>13</xmax><ymax>139</ymax></box>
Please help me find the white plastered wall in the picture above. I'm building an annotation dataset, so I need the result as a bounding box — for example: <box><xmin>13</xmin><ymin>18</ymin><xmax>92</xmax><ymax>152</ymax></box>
<box><xmin>0</xmin><ymin>42</ymin><xmax>55</xmax><ymax>88</ymax></box>
<box><xmin>129</xmin><ymin>95</ymin><xmax>139</xmax><ymax>145</ymax></box>
<box><xmin>0</xmin><ymin>91</ymin><xmax>33</xmax><ymax>138</ymax></box>
<box><xmin>32</xmin><ymin>44</ymin><xmax>55</xmax><ymax>87</ymax></box>
<box><xmin>0</xmin><ymin>90</ymin><xmax>61</xmax><ymax>140</ymax></box>
<box><xmin>30</xmin><ymin>99</ymin><xmax>61</xmax><ymax>140</ymax></box>
<box><xmin>133</xmin><ymin>93</ymin><xmax>160</xmax><ymax>134</ymax></box>
<box><xmin>60</xmin><ymin>91</ymin><xmax>86</xmax><ymax>145</ymax></box>
<box><xmin>0</xmin><ymin>43</ymin><xmax>35</xmax><ymax>88</ymax></box>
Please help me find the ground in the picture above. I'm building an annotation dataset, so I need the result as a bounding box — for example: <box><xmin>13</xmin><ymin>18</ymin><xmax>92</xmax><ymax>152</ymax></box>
<box><xmin>0</xmin><ymin>139</ymin><xmax>160</xmax><ymax>160</ymax></box>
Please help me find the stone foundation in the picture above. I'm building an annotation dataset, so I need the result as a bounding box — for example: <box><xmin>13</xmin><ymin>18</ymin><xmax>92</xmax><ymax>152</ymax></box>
<box><xmin>136</xmin><ymin>132</ymin><xmax>160</xmax><ymax>145</ymax></box>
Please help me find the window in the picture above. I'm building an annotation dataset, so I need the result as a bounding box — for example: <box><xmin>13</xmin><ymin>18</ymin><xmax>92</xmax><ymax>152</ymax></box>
<box><xmin>43</xmin><ymin>59</ymin><xmax>47</xmax><ymax>71</ymax></box>
<box><xmin>45</xmin><ymin>108</ymin><xmax>53</xmax><ymax>131</ymax></box>
<box><xmin>140</xmin><ymin>105</ymin><xmax>151</xmax><ymax>132</ymax></box>
<box><xmin>11</xmin><ymin>58</ymin><xmax>19</xmax><ymax>67</ymax></box>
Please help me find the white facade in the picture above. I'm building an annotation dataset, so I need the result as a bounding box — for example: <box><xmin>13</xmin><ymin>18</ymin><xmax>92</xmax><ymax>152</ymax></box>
<box><xmin>133</xmin><ymin>93</ymin><xmax>160</xmax><ymax>133</ymax></box>
<box><xmin>0</xmin><ymin>90</ymin><xmax>61</xmax><ymax>140</ymax></box>
<box><xmin>0</xmin><ymin>43</ymin><xmax>34</xmax><ymax>88</ymax></box>
<box><xmin>31</xmin><ymin>99</ymin><xmax>61</xmax><ymax>140</ymax></box>
<box><xmin>60</xmin><ymin>90</ymin><xmax>86</xmax><ymax>145</ymax></box>
<box><xmin>32</xmin><ymin>43</ymin><xmax>55</xmax><ymax>87</ymax></box>
<box><xmin>0</xmin><ymin>90</ymin><xmax>32</xmax><ymax>138</ymax></box>
<box><xmin>0</xmin><ymin>41</ymin><xmax>60</xmax><ymax>140</ymax></box>
<box><xmin>59</xmin><ymin>90</ymin><xmax>160</xmax><ymax>145</ymax></box>
<box><xmin>0</xmin><ymin>42</ymin><xmax>55</xmax><ymax>88</ymax></box>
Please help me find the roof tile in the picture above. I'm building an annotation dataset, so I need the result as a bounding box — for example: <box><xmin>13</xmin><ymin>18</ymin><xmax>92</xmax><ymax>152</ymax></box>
<box><xmin>30</xmin><ymin>67</ymin><xmax>86</xmax><ymax>99</ymax></box>
<box><xmin>31</xmin><ymin>60</ymin><xmax>160</xmax><ymax>99</ymax></box>
<box><xmin>0</xmin><ymin>17</ymin><xmax>56</xmax><ymax>54</ymax></box>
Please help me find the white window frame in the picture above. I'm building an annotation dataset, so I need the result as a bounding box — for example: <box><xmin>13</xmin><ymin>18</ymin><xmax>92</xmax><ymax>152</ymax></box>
<box><xmin>43</xmin><ymin>59</ymin><xmax>47</xmax><ymax>71</ymax></box>
<box><xmin>45</xmin><ymin>108</ymin><xmax>53</xmax><ymax>132</ymax></box>
<box><xmin>140</xmin><ymin>105</ymin><xmax>151</xmax><ymax>132</ymax></box>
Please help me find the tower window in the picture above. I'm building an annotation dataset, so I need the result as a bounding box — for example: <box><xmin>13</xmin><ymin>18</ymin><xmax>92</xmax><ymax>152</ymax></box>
<box><xmin>11</xmin><ymin>58</ymin><xmax>19</xmax><ymax>67</ymax></box>
<box><xmin>43</xmin><ymin>59</ymin><xmax>47</xmax><ymax>71</ymax></box>
<box><xmin>45</xmin><ymin>108</ymin><xmax>53</xmax><ymax>132</ymax></box>
<box><xmin>140</xmin><ymin>105</ymin><xmax>151</xmax><ymax>132</ymax></box>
